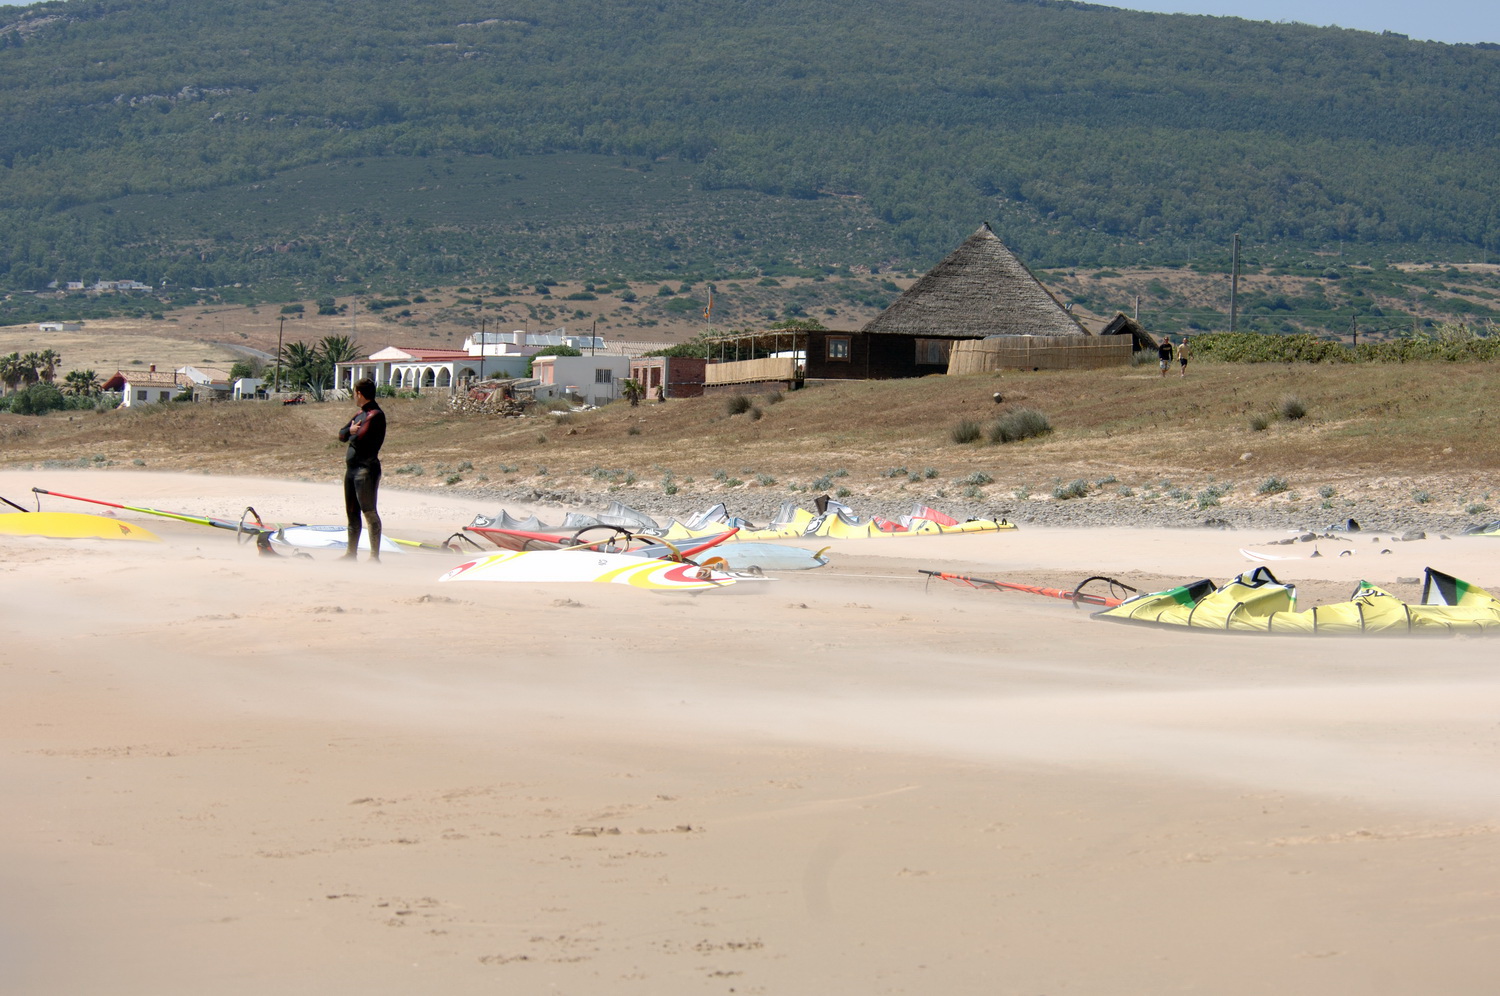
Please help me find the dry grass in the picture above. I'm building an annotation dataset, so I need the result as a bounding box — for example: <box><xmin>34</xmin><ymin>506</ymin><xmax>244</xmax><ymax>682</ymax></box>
<box><xmin>5</xmin><ymin>360</ymin><xmax>1499</xmax><ymax>514</ymax></box>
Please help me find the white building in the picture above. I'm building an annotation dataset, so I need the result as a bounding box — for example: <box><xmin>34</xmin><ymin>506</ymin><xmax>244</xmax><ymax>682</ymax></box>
<box><xmin>38</xmin><ymin>321</ymin><xmax>82</xmax><ymax>332</ymax></box>
<box><xmin>336</xmin><ymin>343</ymin><xmax>533</xmax><ymax>394</ymax></box>
<box><xmin>176</xmin><ymin>365</ymin><xmax>232</xmax><ymax>387</ymax></box>
<box><xmin>530</xmin><ymin>354</ymin><xmax>633</xmax><ymax>406</ymax></box>
<box><xmin>233</xmin><ymin>378</ymin><xmax>265</xmax><ymax>400</ymax></box>
<box><xmin>119</xmin><ymin>373</ymin><xmax>181</xmax><ymax>407</ymax></box>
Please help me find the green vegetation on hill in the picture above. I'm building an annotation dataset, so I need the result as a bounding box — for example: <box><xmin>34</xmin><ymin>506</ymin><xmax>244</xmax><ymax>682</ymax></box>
<box><xmin>2</xmin><ymin>0</ymin><xmax>1500</xmax><ymax>318</ymax></box>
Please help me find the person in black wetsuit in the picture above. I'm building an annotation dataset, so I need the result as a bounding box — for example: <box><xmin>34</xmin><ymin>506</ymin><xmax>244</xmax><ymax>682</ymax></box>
<box><xmin>338</xmin><ymin>378</ymin><xmax>385</xmax><ymax>561</ymax></box>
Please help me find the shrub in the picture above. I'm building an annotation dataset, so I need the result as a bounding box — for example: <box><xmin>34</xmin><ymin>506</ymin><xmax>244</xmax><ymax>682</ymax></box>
<box><xmin>11</xmin><ymin>382</ymin><xmax>67</xmax><ymax>416</ymax></box>
<box><xmin>959</xmin><ymin>471</ymin><xmax>994</xmax><ymax>486</ymax></box>
<box><xmin>726</xmin><ymin>394</ymin><xmax>753</xmax><ymax>415</ymax></box>
<box><xmin>950</xmin><ymin>418</ymin><xmax>983</xmax><ymax>444</ymax></box>
<box><xmin>880</xmin><ymin>466</ymin><xmax>908</xmax><ymax>478</ymax></box>
<box><xmin>1318</xmin><ymin>484</ymin><xmax>1336</xmax><ymax>499</ymax></box>
<box><xmin>1278</xmin><ymin>396</ymin><xmax>1308</xmax><ymax>421</ymax></box>
<box><xmin>923</xmin><ymin>467</ymin><xmax>938</xmax><ymax>479</ymax></box>
<box><xmin>749</xmin><ymin>406</ymin><xmax>764</xmax><ymax>421</ymax></box>
<box><xmin>990</xmin><ymin>407</ymin><xmax>1053</xmax><ymax>444</ymax></box>
<box><xmin>1466</xmin><ymin>503</ymin><xmax>1490</xmax><ymax>515</ymax></box>
<box><xmin>811</xmin><ymin>474</ymin><xmax>832</xmax><ymax>491</ymax></box>
<box><xmin>1413</xmin><ymin>490</ymin><xmax>1433</xmax><ymax>504</ymax></box>
<box><xmin>835</xmin><ymin>486</ymin><xmax>852</xmax><ymax>498</ymax></box>
<box><xmin>1117</xmin><ymin>485</ymin><xmax>1135</xmax><ymax>497</ymax></box>
<box><xmin>627</xmin><ymin>425</ymin><xmax>641</xmax><ymax>435</ymax></box>
<box><xmin>766</xmin><ymin>390</ymin><xmax>784</xmax><ymax>404</ymax></box>
<box><xmin>1053</xmin><ymin>479</ymin><xmax>1090</xmax><ymax>500</ymax></box>
<box><xmin>395</xmin><ymin>464</ymin><xmax>424</xmax><ymax>476</ymax></box>
<box><xmin>755</xmin><ymin>473</ymin><xmax>777</xmax><ymax>486</ymax></box>
<box><xmin>1249</xmin><ymin>414</ymin><xmax>1270</xmax><ymax>432</ymax></box>
<box><xmin>1257</xmin><ymin>476</ymin><xmax>1290</xmax><ymax>495</ymax></box>
<box><xmin>444</xmin><ymin>473</ymin><xmax>462</xmax><ymax>485</ymax></box>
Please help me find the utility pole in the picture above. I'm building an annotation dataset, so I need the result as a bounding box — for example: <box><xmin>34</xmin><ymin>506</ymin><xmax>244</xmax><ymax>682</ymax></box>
<box><xmin>1229</xmin><ymin>233</ymin><xmax>1241</xmax><ymax>332</ymax></box>
<box><xmin>1350</xmin><ymin>314</ymin><xmax>1358</xmax><ymax>347</ymax></box>
<box><xmin>1133</xmin><ymin>294</ymin><xmax>1140</xmax><ymax>322</ymax></box>
<box><xmin>478</xmin><ymin>317</ymin><xmax>486</xmax><ymax>382</ymax></box>
<box><xmin>274</xmin><ymin>316</ymin><xmax>285</xmax><ymax>393</ymax></box>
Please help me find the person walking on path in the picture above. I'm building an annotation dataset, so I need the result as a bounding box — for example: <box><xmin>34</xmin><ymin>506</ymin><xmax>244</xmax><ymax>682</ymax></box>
<box><xmin>1157</xmin><ymin>337</ymin><xmax>1174</xmax><ymax>377</ymax></box>
<box><xmin>338</xmin><ymin>378</ymin><xmax>386</xmax><ymax>561</ymax></box>
<box><xmin>1177</xmin><ymin>336</ymin><xmax>1191</xmax><ymax>377</ymax></box>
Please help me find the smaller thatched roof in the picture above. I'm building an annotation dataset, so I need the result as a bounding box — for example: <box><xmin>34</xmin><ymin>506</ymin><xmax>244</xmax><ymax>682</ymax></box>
<box><xmin>1099</xmin><ymin>313</ymin><xmax>1156</xmax><ymax>352</ymax></box>
<box><xmin>862</xmin><ymin>223</ymin><xmax>1089</xmax><ymax>339</ymax></box>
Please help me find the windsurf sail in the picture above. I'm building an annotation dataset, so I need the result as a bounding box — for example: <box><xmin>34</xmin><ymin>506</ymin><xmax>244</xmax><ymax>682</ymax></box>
<box><xmin>32</xmin><ymin>487</ymin><xmax>445</xmax><ymax>552</ymax></box>
<box><xmin>437</xmin><ymin>549</ymin><xmax>764</xmax><ymax>589</ymax></box>
<box><xmin>920</xmin><ymin>570</ymin><xmax>1135</xmax><ymax>607</ymax></box>
<box><xmin>0</xmin><ymin>511</ymin><xmax>161</xmax><ymax>542</ymax></box>
<box><xmin>1094</xmin><ymin>566</ymin><xmax>1500</xmax><ymax>634</ymax></box>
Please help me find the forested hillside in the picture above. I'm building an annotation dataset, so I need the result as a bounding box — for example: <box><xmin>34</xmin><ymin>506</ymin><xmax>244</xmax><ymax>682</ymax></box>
<box><xmin>2</xmin><ymin>0</ymin><xmax>1499</xmax><ymax>308</ymax></box>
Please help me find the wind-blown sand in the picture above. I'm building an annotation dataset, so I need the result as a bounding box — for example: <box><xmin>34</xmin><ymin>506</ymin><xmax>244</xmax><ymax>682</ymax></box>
<box><xmin>3</xmin><ymin>470</ymin><xmax>1499</xmax><ymax>994</ymax></box>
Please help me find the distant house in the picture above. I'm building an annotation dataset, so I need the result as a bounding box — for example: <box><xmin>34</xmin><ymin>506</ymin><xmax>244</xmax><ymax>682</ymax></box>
<box><xmin>531</xmin><ymin>354</ymin><xmax>632</xmax><ymax>406</ymax></box>
<box><xmin>629</xmin><ymin>356</ymin><xmax>707</xmax><ymax>399</ymax></box>
<box><xmin>104</xmin><ymin>367</ymin><xmax>181</xmax><ymax>407</ymax></box>
<box><xmin>233</xmin><ymin>377</ymin><xmax>266</xmax><ymax>401</ymax></box>
<box><xmin>38</xmin><ymin>321</ymin><xmax>82</xmax><ymax>332</ymax></box>
<box><xmin>176</xmin><ymin>365</ymin><xmax>232</xmax><ymax>386</ymax></box>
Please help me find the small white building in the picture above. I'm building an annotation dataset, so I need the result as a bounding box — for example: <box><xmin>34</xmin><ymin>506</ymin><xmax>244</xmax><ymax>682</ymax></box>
<box><xmin>176</xmin><ymin>365</ymin><xmax>232</xmax><ymax>387</ymax></box>
<box><xmin>38</xmin><ymin>321</ymin><xmax>83</xmax><ymax>332</ymax></box>
<box><xmin>233</xmin><ymin>377</ymin><xmax>265</xmax><ymax>400</ymax></box>
<box><xmin>530</xmin><ymin>354</ymin><xmax>633</xmax><ymax>406</ymax></box>
<box><xmin>120</xmin><ymin>373</ymin><xmax>181</xmax><ymax>407</ymax></box>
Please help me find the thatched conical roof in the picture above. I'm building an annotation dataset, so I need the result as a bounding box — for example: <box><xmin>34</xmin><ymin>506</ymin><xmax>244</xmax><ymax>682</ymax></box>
<box><xmin>862</xmin><ymin>223</ymin><xmax>1089</xmax><ymax>338</ymax></box>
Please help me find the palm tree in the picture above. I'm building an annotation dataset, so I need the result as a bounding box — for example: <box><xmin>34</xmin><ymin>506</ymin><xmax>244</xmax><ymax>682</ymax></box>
<box><xmin>0</xmin><ymin>353</ymin><xmax>23</xmax><ymax>395</ymax></box>
<box><xmin>279</xmin><ymin>341</ymin><xmax>320</xmax><ymax>391</ymax></box>
<box><xmin>36</xmin><ymin>349</ymin><xmax>62</xmax><ymax>384</ymax></box>
<box><xmin>318</xmin><ymin>334</ymin><xmax>360</xmax><ymax>367</ymax></box>
<box><xmin>64</xmin><ymin>369</ymin><xmax>100</xmax><ymax>396</ymax></box>
<box><xmin>18</xmin><ymin>352</ymin><xmax>42</xmax><ymax>388</ymax></box>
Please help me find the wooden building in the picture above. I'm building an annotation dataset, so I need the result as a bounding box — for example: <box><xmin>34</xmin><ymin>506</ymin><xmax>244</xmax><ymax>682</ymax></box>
<box><xmin>706</xmin><ymin>222</ymin><xmax>1092</xmax><ymax>388</ymax></box>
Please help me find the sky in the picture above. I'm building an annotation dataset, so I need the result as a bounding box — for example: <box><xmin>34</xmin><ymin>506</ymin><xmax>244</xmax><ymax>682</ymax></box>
<box><xmin>1112</xmin><ymin>1</ymin><xmax>1499</xmax><ymax>45</ymax></box>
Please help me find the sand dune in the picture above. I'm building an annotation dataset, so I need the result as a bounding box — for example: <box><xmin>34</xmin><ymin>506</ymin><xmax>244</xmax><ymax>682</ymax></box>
<box><xmin>3</xmin><ymin>470</ymin><xmax>1499</xmax><ymax>994</ymax></box>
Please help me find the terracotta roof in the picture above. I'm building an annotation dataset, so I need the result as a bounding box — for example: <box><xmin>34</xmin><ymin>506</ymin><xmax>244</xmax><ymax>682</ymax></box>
<box><xmin>391</xmin><ymin>347</ymin><xmax>471</xmax><ymax>360</ymax></box>
<box><xmin>121</xmin><ymin>372</ymin><xmax>181</xmax><ymax>388</ymax></box>
<box><xmin>861</xmin><ymin>223</ymin><xmax>1089</xmax><ymax>338</ymax></box>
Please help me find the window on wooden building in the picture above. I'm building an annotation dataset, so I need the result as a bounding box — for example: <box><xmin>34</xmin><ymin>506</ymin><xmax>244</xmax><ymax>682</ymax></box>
<box><xmin>915</xmin><ymin>339</ymin><xmax>952</xmax><ymax>365</ymax></box>
<box><xmin>826</xmin><ymin>336</ymin><xmax>852</xmax><ymax>361</ymax></box>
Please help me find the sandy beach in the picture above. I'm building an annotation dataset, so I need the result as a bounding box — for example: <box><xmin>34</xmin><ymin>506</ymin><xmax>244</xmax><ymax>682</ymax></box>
<box><xmin>3</xmin><ymin>469</ymin><xmax>1499</xmax><ymax>994</ymax></box>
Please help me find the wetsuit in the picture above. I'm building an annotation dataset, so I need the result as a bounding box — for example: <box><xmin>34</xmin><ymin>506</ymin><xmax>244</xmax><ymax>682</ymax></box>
<box><xmin>339</xmin><ymin>398</ymin><xmax>385</xmax><ymax>559</ymax></box>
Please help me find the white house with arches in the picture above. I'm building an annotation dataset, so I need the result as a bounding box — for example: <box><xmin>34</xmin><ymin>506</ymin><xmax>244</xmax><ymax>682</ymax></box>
<box><xmin>335</xmin><ymin>344</ymin><xmax>536</xmax><ymax>394</ymax></box>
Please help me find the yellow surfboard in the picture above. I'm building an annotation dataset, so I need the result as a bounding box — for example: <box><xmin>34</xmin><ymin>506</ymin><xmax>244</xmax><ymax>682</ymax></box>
<box><xmin>0</xmin><ymin>512</ymin><xmax>162</xmax><ymax>542</ymax></box>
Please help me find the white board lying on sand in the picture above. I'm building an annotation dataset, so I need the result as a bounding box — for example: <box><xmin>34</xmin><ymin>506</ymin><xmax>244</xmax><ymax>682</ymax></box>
<box><xmin>272</xmin><ymin>525</ymin><xmax>406</xmax><ymax>554</ymax></box>
<box><xmin>1240</xmin><ymin>547</ymin><xmax>1300</xmax><ymax>562</ymax></box>
<box><xmin>437</xmin><ymin>549</ymin><xmax>766</xmax><ymax>590</ymax></box>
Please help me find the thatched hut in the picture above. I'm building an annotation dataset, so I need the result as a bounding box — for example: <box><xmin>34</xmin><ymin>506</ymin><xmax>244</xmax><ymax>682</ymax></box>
<box><xmin>862</xmin><ymin>222</ymin><xmax>1089</xmax><ymax>339</ymax></box>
